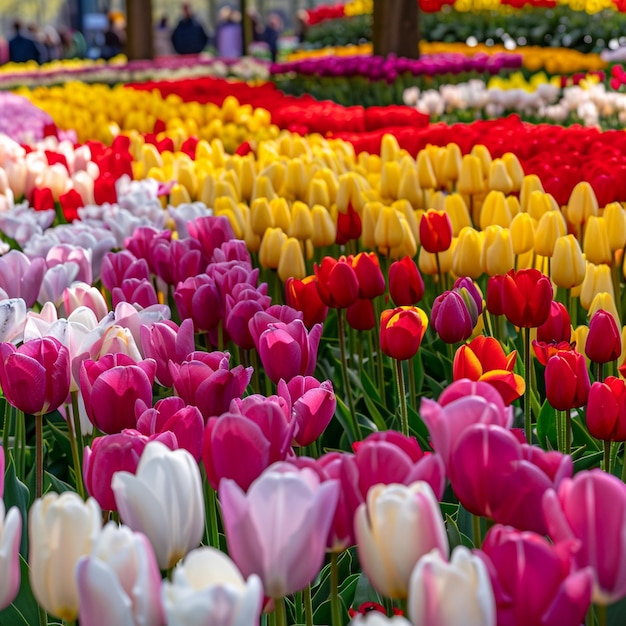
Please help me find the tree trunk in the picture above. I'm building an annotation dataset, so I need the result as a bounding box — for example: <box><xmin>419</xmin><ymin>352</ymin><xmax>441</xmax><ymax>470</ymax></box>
<box><xmin>125</xmin><ymin>0</ymin><xmax>153</xmax><ymax>60</ymax></box>
<box><xmin>372</xmin><ymin>0</ymin><xmax>419</xmax><ymax>59</ymax></box>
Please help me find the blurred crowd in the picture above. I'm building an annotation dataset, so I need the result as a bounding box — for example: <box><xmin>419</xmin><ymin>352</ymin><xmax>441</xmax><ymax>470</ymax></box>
<box><xmin>0</xmin><ymin>2</ymin><xmax>291</xmax><ymax>65</ymax></box>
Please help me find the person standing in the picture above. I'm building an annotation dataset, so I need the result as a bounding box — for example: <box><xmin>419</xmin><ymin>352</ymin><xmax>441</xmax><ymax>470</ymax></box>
<box><xmin>8</xmin><ymin>20</ymin><xmax>43</xmax><ymax>63</ymax></box>
<box><xmin>153</xmin><ymin>16</ymin><xmax>174</xmax><ymax>57</ymax></box>
<box><xmin>171</xmin><ymin>3</ymin><xmax>209</xmax><ymax>55</ymax></box>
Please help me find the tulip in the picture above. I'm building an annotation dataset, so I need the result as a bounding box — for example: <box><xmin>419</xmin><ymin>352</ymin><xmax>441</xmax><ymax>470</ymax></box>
<box><xmin>255</xmin><ymin>318</ymin><xmax>322</xmax><ymax>384</ymax></box>
<box><xmin>448</xmin><ymin>423</ymin><xmax>572</xmax><ymax>534</ymax></box>
<box><xmin>0</xmin><ymin>336</ymin><xmax>70</xmax><ymax>416</ymax></box>
<box><xmin>224</xmin><ymin>285</ymin><xmax>272</xmax><ymax>350</ymax></box>
<box><xmin>0</xmin><ymin>476</ymin><xmax>21</xmax><ymax>610</ymax></box>
<box><xmin>534</xmin><ymin>210</ymin><xmax>567</xmax><ymax>258</ymax></box>
<box><xmin>551</xmin><ymin>234</ymin><xmax>586</xmax><ymax>289</ymax></box>
<box><xmin>431</xmin><ymin>290</ymin><xmax>475</xmax><ymax>344</ymax></box>
<box><xmin>586</xmin><ymin>377</ymin><xmax>626</xmax><ymax>441</ymax></box>
<box><xmin>314</xmin><ymin>255</ymin><xmax>359</xmax><ymax>309</ymax></box>
<box><xmin>113</xmin><ymin>441</ymin><xmax>205</xmax><ymax>569</ymax></box>
<box><xmin>350</xmin><ymin>615</ymin><xmax>412</xmax><ymax>626</ymax></box>
<box><xmin>502</xmin><ymin>268</ymin><xmax>553</xmax><ymax>328</ymax></box>
<box><xmin>100</xmin><ymin>251</ymin><xmax>150</xmax><ymax>293</ymax></box>
<box><xmin>604</xmin><ymin>202</ymin><xmax>626</xmax><ymax>252</ymax></box>
<box><xmin>419</xmin><ymin>209</ymin><xmax>452</xmax><ymax>254</ymax></box>
<box><xmin>545</xmin><ymin>350</ymin><xmax>590</xmax><ymax>411</ymax></box>
<box><xmin>169</xmin><ymin>351</ymin><xmax>252</xmax><ymax>423</ymax></box>
<box><xmin>353</xmin><ymin>431</ymin><xmax>445</xmax><ymax>500</ymax></box>
<box><xmin>173</xmin><ymin>274</ymin><xmax>222</xmax><ymax>333</ymax></box>
<box><xmin>380</xmin><ymin>306</ymin><xmax>428</xmax><ymax>361</ymax></box>
<box><xmin>451</xmin><ymin>227</ymin><xmax>483</xmax><ymax>279</ymax></box>
<box><xmin>580</xmin><ymin>262</ymin><xmax>614</xmax><ymax>311</ymax></box>
<box><xmin>63</xmin><ymin>281</ymin><xmax>109</xmax><ymax>321</ymax></box>
<box><xmin>420</xmin><ymin>379</ymin><xmax>513</xmax><ymax>468</ymax></box>
<box><xmin>457</xmin><ymin>154</ymin><xmax>485</xmax><ymax>197</ymax></box>
<box><xmin>480</xmin><ymin>226</ymin><xmax>514</xmax><ymax>276</ymax></box>
<box><xmin>351</xmin><ymin>252</ymin><xmax>385</xmax><ymax>300</ymax></box>
<box><xmin>586</xmin><ymin>309</ymin><xmax>621</xmax><ymax>364</ymax></box>
<box><xmin>388</xmin><ymin>256</ymin><xmax>424</xmax><ymax>306</ymax></box>
<box><xmin>29</xmin><ymin>492</ymin><xmax>102</xmax><ymax>621</ymax></box>
<box><xmin>112</xmin><ymin>277</ymin><xmax>159</xmax><ymax>309</ymax></box>
<box><xmin>567</xmin><ymin>181</ymin><xmax>598</xmax><ymax>228</ymax></box>
<box><xmin>355</xmin><ymin>481</ymin><xmax>449</xmax><ymax>599</ymax></box>
<box><xmin>220</xmin><ymin>464</ymin><xmax>339</xmax><ymax>598</ymax></box>
<box><xmin>335</xmin><ymin>201</ymin><xmax>362</xmax><ymax>245</ymax></box>
<box><xmin>76</xmin><ymin>522</ymin><xmax>165</xmax><ymax>626</ymax></box>
<box><xmin>0</xmin><ymin>250</ymin><xmax>46</xmax><ymax>308</ymax></box>
<box><xmin>202</xmin><ymin>395</ymin><xmax>295</xmax><ymax>491</ymax></box>
<box><xmin>375</xmin><ymin>206</ymin><xmax>404</xmax><ymax>251</ymax></box>
<box><xmin>452</xmin><ymin>336</ymin><xmax>525</xmax><ymax>405</ymax></box>
<box><xmin>285</xmin><ymin>275</ymin><xmax>328</xmax><ymax>328</ymax></box>
<box><xmin>278</xmin><ymin>375</ymin><xmax>336</xmax><ymax>447</ymax></box>
<box><xmin>187</xmin><ymin>215</ymin><xmax>236</xmax><ymax>260</ymax></box>
<box><xmin>259</xmin><ymin>227</ymin><xmax>287</xmax><ymax>270</ymax></box>
<box><xmin>162</xmin><ymin>547</ymin><xmax>263</xmax><ymax>626</ymax></box>
<box><xmin>409</xmin><ymin>546</ymin><xmax>495</xmax><ymax>626</ymax></box>
<box><xmin>0</xmin><ymin>298</ymin><xmax>27</xmax><ymax>344</ymax></box>
<box><xmin>536</xmin><ymin>301</ymin><xmax>571</xmax><ymax>344</ymax></box>
<box><xmin>479</xmin><ymin>190</ymin><xmax>514</xmax><ymax>230</ymax></box>
<box><xmin>80</xmin><ymin>353</ymin><xmax>156</xmax><ymax>433</ymax></box>
<box><xmin>509</xmin><ymin>212</ymin><xmax>535</xmax><ymax>256</ymax></box>
<box><xmin>479</xmin><ymin>525</ymin><xmax>593</xmax><ymax>626</ymax></box>
<box><xmin>543</xmin><ymin>469</ymin><xmax>626</xmax><ymax>604</ymax></box>
<box><xmin>311</xmin><ymin>205</ymin><xmax>336</xmax><ymax>248</ymax></box>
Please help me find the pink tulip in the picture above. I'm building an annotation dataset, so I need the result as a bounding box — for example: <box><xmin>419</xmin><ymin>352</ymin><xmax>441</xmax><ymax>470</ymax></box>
<box><xmin>46</xmin><ymin>244</ymin><xmax>93</xmax><ymax>285</ymax></box>
<box><xmin>255</xmin><ymin>319</ymin><xmax>323</xmax><ymax>384</ymax></box>
<box><xmin>448</xmin><ymin>423</ymin><xmax>571</xmax><ymax>534</ymax></box>
<box><xmin>317</xmin><ymin>452</ymin><xmax>363</xmax><ymax>551</ymax></box>
<box><xmin>79</xmin><ymin>353</ymin><xmax>156</xmax><ymax>433</ymax></box>
<box><xmin>187</xmin><ymin>215</ymin><xmax>236</xmax><ymax>259</ymax></box>
<box><xmin>124</xmin><ymin>227</ymin><xmax>170</xmax><ymax>273</ymax></box>
<box><xmin>0</xmin><ymin>336</ymin><xmax>70</xmax><ymax>415</ymax></box>
<box><xmin>100</xmin><ymin>250</ymin><xmax>150</xmax><ymax>292</ymax></box>
<box><xmin>202</xmin><ymin>395</ymin><xmax>295</xmax><ymax>491</ymax></box>
<box><xmin>38</xmin><ymin>263</ymin><xmax>80</xmax><ymax>307</ymax></box>
<box><xmin>169</xmin><ymin>351</ymin><xmax>252</xmax><ymax>422</ymax></box>
<box><xmin>208</xmin><ymin>261</ymin><xmax>258</xmax><ymax>299</ymax></box>
<box><xmin>353</xmin><ymin>430</ymin><xmax>446</xmax><ymax>500</ymax></box>
<box><xmin>220</xmin><ymin>463</ymin><xmax>339</xmax><ymax>598</ymax></box>
<box><xmin>83</xmin><ymin>429</ymin><xmax>175</xmax><ymax>511</ymax></box>
<box><xmin>420</xmin><ymin>379</ymin><xmax>513</xmax><ymax>467</ymax></box>
<box><xmin>173</xmin><ymin>274</ymin><xmax>222</xmax><ymax>333</ymax></box>
<box><xmin>150</xmin><ymin>236</ymin><xmax>207</xmax><ymax>286</ymax></box>
<box><xmin>224</xmin><ymin>284</ymin><xmax>271</xmax><ymax>350</ymax></box>
<box><xmin>63</xmin><ymin>281</ymin><xmax>109</xmax><ymax>321</ymax></box>
<box><xmin>112</xmin><ymin>278</ymin><xmax>159</xmax><ymax>309</ymax></box>
<box><xmin>76</xmin><ymin>523</ymin><xmax>165</xmax><ymax>626</ymax></box>
<box><xmin>211</xmin><ymin>239</ymin><xmax>251</xmax><ymax>264</ymax></box>
<box><xmin>135</xmin><ymin>396</ymin><xmax>204</xmax><ymax>461</ymax></box>
<box><xmin>0</xmin><ymin>250</ymin><xmax>46</xmax><ymax>307</ymax></box>
<box><xmin>478</xmin><ymin>525</ymin><xmax>593</xmax><ymax>626</ymax></box>
<box><xmin>139</xmin><ymin>318</ymin><xmax>195</xmax><ymax>388</ymax></box>
<box><xmin>543</xmin><ymin>469</ymin><xmax>626</xmax><ymax>604</ymax></box>
<box><xmin>277</xmin><ymin>375</ymin><xmax>336</xmax><ymax>447</ymax></box>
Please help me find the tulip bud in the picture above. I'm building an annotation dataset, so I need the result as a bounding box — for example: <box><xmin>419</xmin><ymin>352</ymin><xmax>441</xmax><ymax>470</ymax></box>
<box><xmin>278</xmin><ymin>237</ymin><xmax>306</xmax><ymax>282</ymax></box>
<box><xmin>389</xmin><ymin>256</ymin><xmax>425</xmax><ymax>306</ymax></box>
<box><xmin>567</xmin><ymin>181</ymin><xmax>598</xmax><ymax>227</ymax></box>
<box><xmin>310</xmin><ymin>204</ymin><xmax>336</xmax><ymax>247</ymax></box>
<box><xmin>420</xmin><ymin>209</ymin><xmax>453</xmax><ymax>254</ymax></box>
<box><xmin>604</xmin><ymin>202</ymin><xmax>626</xmax><ymax>252</ymax></box>
<box><xmin>534</xmin><ymin>210</ymin><xmax>567</xmax><ymax>257</ymax></box>
<box><xmin>583</xmin><ymin>215</ymin><xmax>612</xmax><ymax>265</ymax></box>
<box><xmin>545</xmin><ymin>350</ymin><xmax>590</xmax><ymax>410</ymax></box>
<box><xmin>481</xmin><ymin>226</ymin><xmax>514</xmax><ymax>276</ymax></box>
<box><xmin>452</xmin><ymin>227</ymin><xmax>483</xmax><ymax>279</ymax></box>
<box><xmin>536</xmin><ymin>301</ymin><xmax>571</xmax><ymax>344</ymax></box>
<box><xmin>380</xmin><ymin>306</ymin><xmax>428</xmax><ymax>360</ymax></box>
<box><xmin>502</xmin><ymin>268</ymin><xmax>553</xmax><ymax>328</ymax></box>
<box><xmin>580</xmin><ymin>262</ymin><xmax>614</xmax><ymax>310</ymax></box>
<box><xmin>519</xmin><ymin>174</ymin><xmax>544</xmax><ymax>213</ymax></box>
<box><xmin>551</xmin><ymin>234</ymin><xmax>586</xmax><ymax>289</ymax></box>
<box><xmin>431</xmin><ymin>290</ymin><xmax>475</xmax><ymax>344</ymax></box>
<box><xmin>444</xmin><ymin>193</ymin><xmax>472</xmax><ymax>236</ymax></box>
<box><xmin>489</xmin><ymin>158</ymin><xmax>513</xmax><ymax>195</ymax></box>
<box><xmin>502</xmin><ymin>152</ymin><xmax>524</xmax><ymax>192</ymax></box>
<box><xmin>457</xmin><ymin>154</ymin><xmax>485</xmax><ymax>197</ymax></box>
<box><xmin>416</xmin><ymin>150</ymin><xmax>437</xmax><ymax>190</ymax></box>
<box><xmin>586</xmin><ymin>309</ymin><xmax>622</xmax><ymax>364</ymax></box>
<box><xmin>509</xmin><ymin>212</ymin><xmax>535</xmax><ymax>255</ymax></box>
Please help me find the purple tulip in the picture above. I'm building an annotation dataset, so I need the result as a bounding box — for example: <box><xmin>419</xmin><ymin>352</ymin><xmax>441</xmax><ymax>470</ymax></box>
<box><xmin>224</xmin><ymin>284</ymin><xmax>271</xmax><ymax>350</ymax></box>
<box><xmin>150</xmin><ymin>237</ymin><xmax>207</xmax><ymax>286</ymax></box>
<box><xmin>187</xmin><ymin>215</ymin><xmax>235</xmax><ymax>259</ymax></box>
<box><xmin>111</xmin><ymin>278</ymin><xmax>159</xmax><ymax>309</ymax></box>
<box><xmin>174</xmin><ymin>274</ymin><xmax>222</xmax><ymax>333</ymax></box>
<box><xmin>124</xmin><ymin>226</ymin><xmax>170</xmax><ymax>273</ymax></box>
<box><xmin>100</xmin><ymin>250</ymin><xmax>150</xmax><ymax>292</ymax></box>
<box><xmin>431</xmin><ymin>290</ymin><xmax>475</xmax><ymax>344</ymax></box>
<box><xmin>0</xmin><ymin>250</ymin><xmax>46</xmax><ymax>307</ymax></box>
<box><xmin>46</xmin><ymin>244</ymin><xmax>93</xmax><ymax>285</ymax></box>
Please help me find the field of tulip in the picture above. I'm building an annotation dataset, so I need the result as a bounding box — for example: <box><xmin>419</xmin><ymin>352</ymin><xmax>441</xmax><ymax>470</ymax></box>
<box><xmin>2</xmin><ymin>26</ymin><xmax>626</xmax><ymax>626</ymax></box>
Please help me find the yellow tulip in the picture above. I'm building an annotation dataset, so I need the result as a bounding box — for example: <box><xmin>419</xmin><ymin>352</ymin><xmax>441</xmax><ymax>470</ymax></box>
<box><xmin>580</xmin><ymin>262</ymin><xmax>614</xmax><ymax>310</ymax></box>
<box><xmin>308</xmin><ymin>178</ymin><xmax>330</xmax><ymax>209</ymax></box>
<box><xmin>509</xmin><ymin>212</ymin><xmax>535</xmax><ymax>255</ymax></box>
<box><xmin>488</xmin><ymin>159</ymin><xmax>513</xmax><ymax>195</ymax></box>
<box><xmin>269</xmin><ymin>197</ymin><xmax>291</xmax><ymax>233</ymax></box>
<box><xmin>380</xmin><ymin>161</ymin><xmax>402</xmax><ymax>200</ymax></box>
<box><xmin>443</xmin><ymin>143</ymin><xmax>462</xmax><ymax>188</ymax></box>
<box><xmin>444</xmin><ymin>193</ymin><xmax>472</xmax><ymax>236</ymax></box>
<box><xmin>502</xmin><ymin>153</ymin><xmax>524</xmax><ymax>193</ymax></box>
<box><xmin>169</xmin><ymin>184</ymin><xmax>191</xmax><ymax>207</ymax></box>
<box><xmin>398</xmin><ymin>165</ymin><xmax>423</xmax><ymax>210</ymax></box>
<box><xmin>361</xmin><ymin>201</ymin><xmax>383</xmax><ymax>249</ymax></box>
<box><xmin>250</xmin><ymin>198</ymin><xmax>274</xmax><ymax>237</ymax></box>
<box><xmin>452</xmin><ymin>227</ymin><xmax>483</xmax><ymax>279</ymax></box>
<box><xmin>534</xmin><ymin>210</ymin><xmax>567</xmax><ymax>257</ymax></box>
<box><xmin>416</xmin><ymin>150</ymin><xmax>437</xmax><ymax>190</ymax></box>
<box><xmin>567</xmin><ymin>181</ymin><xmax>598</xmax><ymax>228</ymax></box>
<box><xmin>259</xmin><ymin>227</ymin><xmax>287</xmax><ymax>269</ymax></box>
<box><xmin>582</xmin><ymin>215</ymin><xmax>612</xmax><ymax>265</ymax></box>
<box><xmin>481</xmin><ymin>225</ymin><xmax>515</xmax><ymax>276</ymax></box>
<box><xmin>456</xmin><ymin>154</ymin><xmax>485</xmax><ymax>197</ymax></box>
<box><xmin>375</xmin><ymin>206</ymin><xmax>405</xmax><ymax>250</ymax></box>
<box><xmin>469</xmin><ymin>144</ymin><xmax>492</xmax><ymax>180</ymax></box>
<box><xmin>388</xmin><ymin>215</ymin><xmax>418</xmax><ymax>259</ymax></box>
<box><xmin>310</xmin><ymin>205</ymin><xmax>336</xmax><ymax>248</ymax></box>
<box><xmin>480</xmin><ymin>190</ymin><xmax>515</xmax><ymax>230</ymax></box>
<box><xmin>288</xmin><ymin>201</ymin><xmax>314</xmax><ymax>241</ymax></box>
<box><xmin>519</xmin><ymin>174</ymin><xmax>545</xmax><ymax>214</ymax></box>
<box><xmin>551</xmin><ymin>234</ymin><xmax>586</xmax><ymax>289</ymax></box>
<box><xmin>278</xmin><ymin>238</ymin><xmax>306</xmax><ymax>282</ymax></box>
<box><xmin>603</xmin><ymin>202</ymin><xmax>626</xmax><ymax>252</ymax></box>
<box><xmin>588</xmin><ymin>292</ymin><xmax>620</xmax><ymax>331</ymax></box>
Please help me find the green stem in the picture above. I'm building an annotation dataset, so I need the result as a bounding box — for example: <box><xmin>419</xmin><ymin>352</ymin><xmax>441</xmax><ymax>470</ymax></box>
<box><xmin>595</xmin><ymin>361</ymin><xmax>604</xmax><ymax>383</ymax></box>
<box><xmin>524</xmin><ymin>327</ymin><xmax>532</xmax><ymax>444</ymax></box>
<box><xmin>249</xmin><ymin>349</ymin><xmax>261</xmax><ymax>395</ymax></box>
<box><xmin>472</xmin><ymin>513</ymin><xmax>482</xmax><ymax>549</ymax></box>
<box><xmin>205</xmin><ymin>481</ymin><xmax>220</xmax><ymax>549</ymax></box>
<box><xmin>397</xmin><ymin>598</ymin><xmax>408</xmax><ymax>618</ymax></box>
<box><xmin>35</xmin><ymin>413</ymin><xmax>44</xmax><ymax>500</ymax></box>
<box><xmin>395</xmin><ymin>359</ymin><xmax>409</xmax><ymax>438</ymax></box>
<box><xmin>556</xmin><ymin>409</ymin><xmax>564</xmax><ymax>454</ymax></box>
<box><xmin>338</xmin><ymin>308</ymin><xmax>361</xmax><ymax>441</ymax></box>
<box><xmin>274</xmin><ymin>596</ymin><xmax>287</xmax><ymax>626</ymax></box>
<box><xmin>604</xmin><ymin>440</ymin><xmax>612</xmax><ymax>474</ymax></box>
<box><xmin>70</xmin><ymin>392</ymin><xmax>84</xmax><ymax>473</ymax></box>
<box><xmin>330</xmin><ymin>552</ymin><xmax>342</xmax><ymax>626</ymax></box>
<box><xmin>66</xmin><ymin>406</ymin><xmax>85</xmax><ymax>499</ymax></box>
<box><xmin>565</xmin><ymin>410</ymin><xmax>572</xmax><ymax>456</ymax></box>
<box><xmin>14</xmin><ymin>408</ymin><xmax>22</xmax><ymax>479</ymax></box>
<box><xmin>596</xmin><ymin>603</ymin><xmax>607</xmax><ymax>626</ymax></box>
<box><xmin>39</xmin><ymin>605</ymin><xmax>47</xmax><ymax>626</ymax></box>
<box><xmin>2</xmin><ymin>399</ymin><xmax>10</xmax><ymax>462</ymax></box>
<box><xmin>304</xmin><ymin>583</ymin><xmax>314</xmax><ymax>626</ymax></box>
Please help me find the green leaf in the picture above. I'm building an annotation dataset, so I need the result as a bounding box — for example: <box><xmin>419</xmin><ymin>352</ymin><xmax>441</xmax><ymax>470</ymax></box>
<box><xmin>573</xmin><ymin>450</ymin><xmax>604</xmax><ymax>472</ymax></box>
<box><xmin>0</xmin><ymin>556</ymin><xmax>39</xmax><ymax>626</ymax></box>
<box><xmin>352</xmin><ymin>572</ymin><xmax>383</xmax><ymax>608</ymax></box>
<box><xmin>609</xmin><ymin>595</ymin><xmax>626</xmax><ymax>626</ymax></box>
<box><xmin>3</xmin><ymin>456</ymin><xmax>29</xmax><ymax>556</ymax></box>
<box><xmin>446</xmin><ymin>514</ymin><xmax>463</xmax><ymax>551</ymax></box>
<box><xmin>334</xmin><ymin>397</ymin><xmax>357</xmax><ymax>445</ymax></box>
<box><xmin>536</xmin><ymin>399</ymin><xmax>557</xmax><ymax>451</ymax></box>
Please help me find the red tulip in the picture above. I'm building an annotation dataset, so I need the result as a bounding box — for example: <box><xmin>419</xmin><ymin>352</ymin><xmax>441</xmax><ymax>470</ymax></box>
<box><xmin>336</xmin><ymin>201</ymin><xmax>362</xmax><ymax>245</ymax></box>
<box><xmin>536</xmin><ymin>301</ymin><xmax>571</xmax><ymax>344</ymax></box>
<box><xmin>419</xmin><ymin>209</ymin><xmax>453</xmax><ymax>253</ymax></box>
<box><xmin>346</xmin><ymin>298</ymin><xmax>376</xmax><ymax>332</ymax></box>
<box><xmin>545</xmin><ymin>350</ymin><xmax>590</xmax><ymax>411</ymax></box>
<box><xmin>379</xmin><ymin>306</ymin><xmax>428</xmax><ymax>361</ymax></box>
<box><xmin>314</xmin><ymin>256</ymin><xmax>359</xmax><ymax>309</ymax></box>
<box><xmin>388</xmin><ymin>256</ymin><xmax>424</xmax><ymax>306</ymax></box>
<box><xmin>453</xmin><ymin>336</ymin><xmax>525</xmax><ymax>405</ymax></box>
<box><xmin>502</xmin><ymin>269</ymin><xmax>553</xmax><ymax>328</ymax></box>
<box><xmin>285</xmin><ymin>275</ymin><xmax>328</xmax><ymax>329</ymax></box>
<box><xmin>485</xmin><ymin>274</ymin><xmax>506</xmax><ymax>316</ymax></box>
<box><xmin>58</xmin><ymin>188</ymin><xmax>84</xmax><ymax>222</ymax></box>
<box><xmin>586</xmin><ymin>310</ymin><xmax>621</xmax><ymax>364</ymax></box>
<box><xmin>350</xmin><ymin>252</ymin><xmax>385</xmax><ymax>300</ymax></box>
<box><xmin>32</xmin><ymin>187</ymin><xmax>55</xmax><ymax>212</ymax></box>
<box><xmin>532</xmin><ymin>340</ymin><xmax>575</xmax><ymax>366</ymax></box>
<box><xmin>586</xmin><ymin>377</ymin><xmax>626</xmax><ymax>441</ymax></box>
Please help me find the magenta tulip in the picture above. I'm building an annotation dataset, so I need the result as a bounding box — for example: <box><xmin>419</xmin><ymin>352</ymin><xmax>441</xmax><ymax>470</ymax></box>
<box><xmin>353</xmin><ymin>430</ymin><xmax>446</xmax><ymax>500</ymax></box>
<box><xmin>277</xmin><ymin>375</ymin><xmax>336</xmax><ymax>447</ymax></box>
<box><xmin>173</xmin><ymin>274</ymin><xmax>222</xmax><ymax>333</ymax></box>
<box><xmin>448</xmin><ymin>423</ymin><xmax>572</xmax><ymax>534</ymax></box>
<box><xmin>100</xmin><ymin>250</ymin><xmax>150</xmax><ymax>292</ymax></box>
<box><xmin>169</xmin><ymin>351</ymin><xmax>252</xmax><ymax>422</ymax></box>
<box><xmin>139</xmin><ymin>318</ymin><xmax>195</xmax><ymax>388</ymax></box>
<box><xmin>478</xmin><ymin>525</ymin><xmax>593</xmax><ymax>626</ymax></box>
<box><xmin>224</xmin><ymin>284</ymin><xmax>271</xmax><ymax>350</ymax></box>
<box><xmin>135</xmin><ymin>396</ymin><xmax>204</xmax><ymax>461</ymax></box>
<box><xmin>187</xmin><ymin>215</ymin><xmax>236</xmax><ymax>259</ymax></box>
<box><xmin>111</xmin><ymin>278</ymin><xmax>159</xmax><ymax>309</ymax></box>
<box><xmin>211</xmin><ymin>239</ymin><xmax>252</xmax><ymax>264</ymax></box>
<box><xmin>79</xmin><ymin>353</ymin><xmax>156</xmax><ymax>433</ymax></box>
<box><xmin>150</xmin><ymin>236</ymin><xmax>206</xmax><ymax>286</ymax></box>
<box><xmin>124</xmin><ymin>226</ymin><xmax>170</xmax><ymax>273</ymax></box>
<box><xmin>543</xmin><ymin>469</ymin><xmax>626</xmax><ymax>605</ymax></box>
<box><xmin>431</xmin><ymin>290</ymin><xmax>475</xmax><ymax>343</ymax></box>
<box><xmin>420</xmin><ymin>379</ymin><xmax>513</xmax><ymax>467</ymax></box>
<box><xmin>0</xmin><ymin>336</ymin><xmax>70</xmax><ymax>415</ymax></box>
<box><xmin>220</xmin><ymin>463</ymin><xmax>339</xmax><ymax>598</ymax></box>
